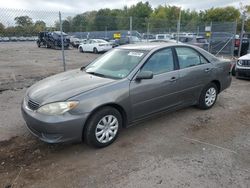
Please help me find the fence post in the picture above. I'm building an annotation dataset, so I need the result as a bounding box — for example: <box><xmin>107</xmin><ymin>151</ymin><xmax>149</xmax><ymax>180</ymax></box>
<box><xmin>208</xmin><ymin>22</ymin><xmax>212</xmax><ymax>53</ymax></box>
<box><xmin>146</xmin><ymin>18</ymin><xmax>149</xmax><ymax>42</ymax></box>
<box><xmin>232</xmin><ymin>20</ymin><xmax>237</xmax><ymax>57</ymax></box>
<box><xmin>129</xmin><ymin>16</ymin><xmax>132</xmax><ymax>43</ymax></box>
<box><xmin>59</xmin><ymin>11</ymin><xmax>66</xmax><ymax>71</ymax></box>
<box><xmin>238</xmin><ymin>11</ymin><xmax>246</xmax><ymax>57</ymax></box>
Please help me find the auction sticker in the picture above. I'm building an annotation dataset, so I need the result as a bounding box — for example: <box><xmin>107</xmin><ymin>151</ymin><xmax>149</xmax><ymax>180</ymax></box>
<box><xmin>128</xmin><ymin>52</ymin><xmax>144</xmax><ymax>57</ymax></box>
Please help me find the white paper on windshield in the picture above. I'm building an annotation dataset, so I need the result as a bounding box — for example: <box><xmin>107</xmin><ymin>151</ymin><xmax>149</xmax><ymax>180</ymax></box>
<box><xmin>128</xmin><ymin>52</ymin><xmax>144</xmax><ymax>57</ymax></box>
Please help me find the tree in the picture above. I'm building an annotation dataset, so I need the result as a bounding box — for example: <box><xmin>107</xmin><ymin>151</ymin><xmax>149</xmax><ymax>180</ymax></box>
<box><xmin>62</xmin><ymin>18</ymin><xmax>71</xmax><ymax>32</ymax></box>
<box><xmin>201</xmin><ymin>7</ymin><xmax>240</xmax><ymax>22</ymax></box>
<box><xmin>0</xmin><ymin>22</ymin><xmax>5</xmax><ymax>35</ymax></box>
<box><xmin>128</xmin><ymin>1</ymin><xmax>153</xmax><ymax>30</ymax></box>
<box><xmin>14</xmin><ymin>16</ymin><xmax>33</xmax><ymax>27</ymax></box>
<box><xmin>71</xmin><ymin>14</ymin><xmax>86</xmax><ymax>32</ymax></box>
<box><xmin>34</xmin><ymin>20</ymin><xmax>46</xmax><ymax>33</ymax></box>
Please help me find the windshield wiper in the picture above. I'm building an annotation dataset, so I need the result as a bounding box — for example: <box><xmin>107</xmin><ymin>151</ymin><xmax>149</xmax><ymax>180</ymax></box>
<box><xmin>86</xmin><ymin>71</ymin><xmax>107</xmax><ymax>78</ymax></box>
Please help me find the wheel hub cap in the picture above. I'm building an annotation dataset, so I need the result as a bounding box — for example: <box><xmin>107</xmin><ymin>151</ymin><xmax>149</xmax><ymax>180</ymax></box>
<box><xmin>205</xmin><ymin>87</ymin><xmax>216</xmax><ymax>107</ymax></box>
<box><xmin>95</xmin><ymin>115</ymin><xmax>118</xmax><ymax>144</ymax></box>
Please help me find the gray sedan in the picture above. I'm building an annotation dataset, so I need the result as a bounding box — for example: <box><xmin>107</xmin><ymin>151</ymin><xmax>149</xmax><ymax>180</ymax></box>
<box><xmin>22</xmin><ymin>43</ymin><xmax>232</xmax><ymax>148</ymax></box>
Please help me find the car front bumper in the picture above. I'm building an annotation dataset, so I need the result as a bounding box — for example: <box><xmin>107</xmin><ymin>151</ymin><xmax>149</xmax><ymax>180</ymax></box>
<box><xmin>21</xmin><ymin>100</ymin><xmax>89</xmax><ymax>143</ymax></box>
<box><xmin>236</xmin><ymin>66</ymin><xmax>250</xmax><ymax>78</ymax></box>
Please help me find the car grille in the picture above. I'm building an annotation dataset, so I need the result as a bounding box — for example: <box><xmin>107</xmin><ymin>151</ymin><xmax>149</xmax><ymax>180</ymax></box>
<box><xmin>27</xmin><ymin>98</ymin><xmax>40</xmax><ymax>110</ymax></box>
<box><xmin>241</xmin><ymin>60</ymin><xmax>250</xmax><ymax>67</ymax></box>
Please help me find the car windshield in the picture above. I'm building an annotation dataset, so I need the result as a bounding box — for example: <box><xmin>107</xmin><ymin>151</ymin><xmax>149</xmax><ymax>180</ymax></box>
<box><xmin>85</xmin><ymin>49</ymin><xmax>147</xmax><ymax>79</ymax></box>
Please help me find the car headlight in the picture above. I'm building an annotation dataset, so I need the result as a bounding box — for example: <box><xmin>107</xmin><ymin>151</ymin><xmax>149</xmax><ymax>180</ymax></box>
<box><xmin>237</xmin><ymin>60</ymin><xmax>242</xmax><ymax>66</ymax></box>
<box><xmin>37</xmin><ymin>101</ymin><xmax>79</xmax><ymax>115</ymax></box>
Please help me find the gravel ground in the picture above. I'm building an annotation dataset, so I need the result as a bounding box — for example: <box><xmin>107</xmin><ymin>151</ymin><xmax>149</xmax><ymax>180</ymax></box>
<box><xmin>0</xmin><ymin>42</ymin><xmax>249</xmax><ymax>188</ymax></box>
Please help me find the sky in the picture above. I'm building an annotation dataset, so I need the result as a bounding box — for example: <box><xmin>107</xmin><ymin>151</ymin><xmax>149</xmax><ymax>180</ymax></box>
<box><xmin>0</xmin><ymin>0</ymin><xmax>249</xmax><ymax>12</ymax></box>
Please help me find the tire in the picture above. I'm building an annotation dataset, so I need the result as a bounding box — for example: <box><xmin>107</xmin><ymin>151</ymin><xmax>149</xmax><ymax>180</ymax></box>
<box><xmin>45</xmin><ymin>43</ymin><xmax>50</xmax><ymax>48</ymax></box>
<box><xmin>93</xmin><ymin>47</ymin><xmax>98</xmax><ymax>54</ymax></box>
<box><xmin>84</xmin><ymin>107</ymin><xmax>122</xmax><ymax>148</ymax></box>
<box><xmin>231</xmin><ymin>64</ymin><xmax>236</xmax><ymax>76</ymax></box>
<box><xmin>235</xmin><ymin>72</ymin><xmax>240</xmax><ymax>79</ymax></box>
<box><xmin>37</xmin><ymin>42</ymin><xmax>41</xmax><ymax>48</ymax></box>
<box><xmin>197</xmin><ymin>83</ymin><xmax>218</xmax><ymax>110</ymax></box>
<box><xmin>79</xmin><ymin>47</ymin><xmax>84</xmax><ymax>53</ymax></box>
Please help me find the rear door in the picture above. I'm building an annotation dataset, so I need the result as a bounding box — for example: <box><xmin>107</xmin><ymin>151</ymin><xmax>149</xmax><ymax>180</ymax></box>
<box><xmin>174</xmin><ymin>46</ymin><xmax>214</xmax><ymax>103</ymax></box>
<box><xmin>129</xmin><ymin>48</ymin><xmax>181</xmax><ymax>120</ymax></box>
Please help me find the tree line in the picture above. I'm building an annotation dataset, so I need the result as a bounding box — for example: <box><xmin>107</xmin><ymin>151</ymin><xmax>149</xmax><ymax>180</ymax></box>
<box><xmin>0</xmin><ymin>1</ymin><xmax>249</xmax><ymax>37</ymax></box>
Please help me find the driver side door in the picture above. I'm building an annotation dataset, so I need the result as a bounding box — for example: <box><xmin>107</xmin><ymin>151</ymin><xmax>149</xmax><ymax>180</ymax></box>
<box><xmin>129</xmin><ymin>48</ymin><xmax>181</xmax><ymax>121</ymax></box>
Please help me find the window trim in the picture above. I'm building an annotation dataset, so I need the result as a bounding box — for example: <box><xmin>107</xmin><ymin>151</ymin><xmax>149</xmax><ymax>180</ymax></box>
<box><xmin>138</xmin><ymin>47</ymin><xmax>178</xmax><ymax>76</ymax></box>
<box><xmin>173</xmin><ymin>46</ymin><xmax>210</xmax><ymax>70</ymax></box>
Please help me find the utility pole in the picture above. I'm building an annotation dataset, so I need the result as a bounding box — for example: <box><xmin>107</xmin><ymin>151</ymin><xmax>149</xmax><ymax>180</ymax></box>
<box><xmin>177</xmin><ymin>7</ymin><xmax>181</xmax><ymax>43</ymax></box>
<box><xmin>129</xmin><ymin>16</ymin><xmax>132</xmax><ymax>43</ymax></box>
<box><xmin>238</xmin><ymin>10</ymin><xmax>246</xmax><ymax>57</ymax></box>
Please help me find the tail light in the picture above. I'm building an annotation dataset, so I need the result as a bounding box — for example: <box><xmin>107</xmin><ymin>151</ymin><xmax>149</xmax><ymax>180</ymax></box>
<box><xmin>235</xmin><ymin>39</ymin><xmax>240</xmax><ymax>47</ymax></box>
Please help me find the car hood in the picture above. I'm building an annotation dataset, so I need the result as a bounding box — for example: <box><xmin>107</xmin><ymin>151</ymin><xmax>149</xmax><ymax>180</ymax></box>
<box><xmin>27</xmin><ymin>69</ymin><xmax>115</xmax><ymax>105</ymax></box>
<box><xmin>239</xmin><ymin>53</ymin><xmax>250</xmax><ymax>60</ymax></box>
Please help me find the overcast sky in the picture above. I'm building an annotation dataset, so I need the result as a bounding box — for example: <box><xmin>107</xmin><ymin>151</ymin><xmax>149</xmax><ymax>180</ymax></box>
<box><xmin>0</xmin><ymin>0</ymin><xmax>249</xmax><ymax>12</ymax></box>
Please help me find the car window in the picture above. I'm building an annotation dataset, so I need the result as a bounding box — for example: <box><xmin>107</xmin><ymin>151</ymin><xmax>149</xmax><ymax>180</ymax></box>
<box><xmin>176</xmin><ymin>47</ymin><xmax>207</xmax><ymax>69</ymax></box>
<box><xmin>141</xmin><ymin>48</ymin><xmax>174</xmax><ymax>75</ymax></box>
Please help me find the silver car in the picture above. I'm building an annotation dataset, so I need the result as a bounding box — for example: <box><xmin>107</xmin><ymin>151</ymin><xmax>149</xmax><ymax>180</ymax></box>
<box><xmin>22</xmin><ymin>43</ymin><xmax>231</xmax><ymax>148</ymax></box>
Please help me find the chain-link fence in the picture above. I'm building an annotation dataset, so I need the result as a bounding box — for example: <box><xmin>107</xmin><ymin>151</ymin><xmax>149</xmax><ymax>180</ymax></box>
<box><xmin>0</xmin><ymin>8</ymin><xmax>238</xmax><ymax>69</ymax></box>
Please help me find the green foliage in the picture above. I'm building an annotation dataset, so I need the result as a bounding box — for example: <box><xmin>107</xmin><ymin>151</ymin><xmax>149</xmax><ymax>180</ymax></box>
<box><xmin>0</xmin><ymin>22</ymin><xmax>5</xmax><ymax>35</ymax></box>
<box><xmin>14</xmin><ymin>16</ymin><xmax>33</xmax><ymax>27</ymax></box>
<box><xmin>201</xmin><ymin>6</ymin><xmax>240</xmax><ymax>22</ymax></box>
<box><xmin>1</xmin><ymin>2</ymin><xmax>247</xmax><ymax>36</ymax></box>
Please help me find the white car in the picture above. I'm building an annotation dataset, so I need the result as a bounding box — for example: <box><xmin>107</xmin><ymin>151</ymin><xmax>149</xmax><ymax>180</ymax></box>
<box><xmin>78</xmin><ymin>39</ymin><xmax>112</xmax><ymax>53</ymax></box>
<box><xmin>234</xmin><ymin>53</ymin><xmax>250</xmax><ymax>79</ymax></box>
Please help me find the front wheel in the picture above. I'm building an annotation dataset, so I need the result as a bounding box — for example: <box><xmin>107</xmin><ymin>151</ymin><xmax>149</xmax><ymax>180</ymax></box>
<box><xmin>231</xmin><ymin>64</ymin><xmax>236</xmax><ymax>76</ymax></box>
<box><xmin>84</xmin><ymin>107</ymin><xmax>122</xmax><ymax>148</ymax></box>
<box><xmin>197</xmin><ymin>83</ymin><xmax>218</xmax><ymax>110</ymax></box>
<box><xmin>79</xmin><ymin>47</ymin><xmax>84</xmax><ymax>53</ymax></box>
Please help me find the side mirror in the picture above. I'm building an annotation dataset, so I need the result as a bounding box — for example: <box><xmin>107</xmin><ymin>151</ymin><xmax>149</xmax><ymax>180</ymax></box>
<box><xmin>136</xmin><ymin>71</ymin><xmax>153</xmax><ymax>80</ymax></box>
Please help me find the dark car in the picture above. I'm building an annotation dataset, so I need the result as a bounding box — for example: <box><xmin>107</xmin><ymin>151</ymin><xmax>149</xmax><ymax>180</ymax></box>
<box><xmin>37</xmin><ymin>31</ymin><xmax>70</xmax><ymax>49</ymax></box>
<box><xmin>177</xmin><ymin>36</ymin><xmax>209</xmax><ymax>51</ymax></box>
<box><xmin>234</xmin><ymin>35</ymin><xmax>249</xmax><ymax>56</ymax></box>
<box><xmin>22</xmin><ymin>43</ymin><xmax>231</xmax><ymax>148</ymax></box>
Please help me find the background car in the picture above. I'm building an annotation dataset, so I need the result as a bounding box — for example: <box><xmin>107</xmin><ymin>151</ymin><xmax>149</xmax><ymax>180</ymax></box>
<box><xmin>234</xmin><ymin>34</ymin><xmax>249</xmax><ymax>56</ymax></box>
<box><xmin>234</xmin><ymin>53</ymin><xmax>250</xmax><ymax>79</ymax></box>
<box><xmin>37</xmin><ymin>31</ymin><xmax>70</xmax><ymax>49</ymax></box>
<box><xmin>176</xmin><ymin>36</ymin><xmax>209</xmax><ymax>50</ymax></box>
<box><xmin>78</xmin><ymin>39</ymin><xmax>112</xmax><ymax>53</ymax></box>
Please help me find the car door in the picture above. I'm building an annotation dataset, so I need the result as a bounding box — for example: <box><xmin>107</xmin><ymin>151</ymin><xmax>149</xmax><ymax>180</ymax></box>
<box><xmin>129</xmin><ymin>48</ymin><xmax>181</xmax><ymax>120</ymax></box>
<box><xmin>174</xmin><ymin>46</ymin><xmax>214</xmax><ymax>104</ymax></box>
<box><xmin>86</xmin><ymin>40</ymin><xmax>93</xmax><ymax>52</ymax></box>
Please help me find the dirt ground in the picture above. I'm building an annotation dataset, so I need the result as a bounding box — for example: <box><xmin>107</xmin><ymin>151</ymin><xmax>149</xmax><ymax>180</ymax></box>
<box><xmin>0</xmin><ymin>42</ymin><xmax>249</xmax><ymax>188</ymax></box>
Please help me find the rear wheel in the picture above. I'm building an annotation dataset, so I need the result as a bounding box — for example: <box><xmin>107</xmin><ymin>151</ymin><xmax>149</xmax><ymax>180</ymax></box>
<box><xmin>45</xmin><ymin>43</ymin><xmax>50</xmax><ymax>48</ymax></box>
<box><xmin>197</xmin><ymin>83</ymin><xmax>218</xmax><ymax>110</ymax></box>
<box><xmin>84</xmin><ymin>107</ymin><xmax>122</xmax><ymax>148</ymax></box>
<box><xmin>93</xmin><ymin>47</ymin><xmax>98</xmax><ymax>54</ymax></box>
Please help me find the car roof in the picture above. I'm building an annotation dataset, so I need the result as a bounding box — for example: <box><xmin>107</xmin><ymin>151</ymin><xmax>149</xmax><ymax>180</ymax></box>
<box><xmin>117</xmin><ymin>42</ymin><xmax>181</xmax><ymax>51</ymax></box>
<box><xmin>117</xmin><ymin>42</ymin><xmax>220</xmax><ymax>63</ymax></box>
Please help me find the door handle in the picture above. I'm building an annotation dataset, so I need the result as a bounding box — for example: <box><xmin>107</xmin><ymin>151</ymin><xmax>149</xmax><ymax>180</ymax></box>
<box><xmin>169</xmin><ymin>76</ymin><xmax>178</xmax><ymax>82</ymax></box>
<box><xmin>204</xmin><ymin>68</ymin><xmax>211</xmax><ymax>72</ymax></box>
